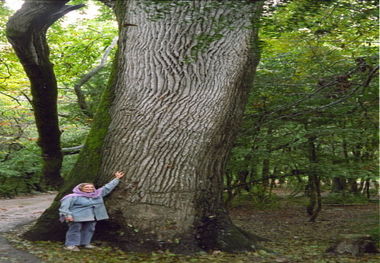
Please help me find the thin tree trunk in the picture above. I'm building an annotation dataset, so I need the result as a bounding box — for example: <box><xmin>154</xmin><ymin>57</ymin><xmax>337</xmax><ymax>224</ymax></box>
<box><xmin>306</xmin><ymin>136</ymin><xmax>322</xmax><ymax>222</ymax></box>
<box><xmin>268</xmin><ymin>167</ymin><xmax>278</xmax><ymax>197</ymax></box>
<box><xmin>224</xmin><ymin>171</ymin><xmax>234</xmax><ymax>207</ymax></box>
<box><xmin>349</xmin><ymin>144</ymin><xmax>362</xmax><ymax>194</ymax></box>
<box><xmin>363</xmin><ymin>178</ymin><xmax>370</xmax><ymax>199</ymax></box>
<box><xmin>331</xmin><ymin>177</ymin><xmax>346</xmax><ymax>192</ymax></box>
<box><xmin>330</xmin><ymin>138</ymin><xmax>346</xmax><ymax>192</ymax></box>
<box><xmin>6</xmin><ymin>0</ymin><xmax>83</xmax><ymax>188</ymax></box>
<box><xmin>261</xmin><ymin>128</ymin><xmax>272</xmax><ymax>191</ymax></box>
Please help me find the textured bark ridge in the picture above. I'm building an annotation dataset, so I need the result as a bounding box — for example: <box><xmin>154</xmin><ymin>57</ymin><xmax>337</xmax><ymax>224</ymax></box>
<box><xmin>94</xmin><ymin>0</ymin><xmax>264</xmax><ymax>252</ymax></box>
<box><xmin>24</xmin><ymin>0</ymin><xmax>264</xmax><ymax>253</ymax></box>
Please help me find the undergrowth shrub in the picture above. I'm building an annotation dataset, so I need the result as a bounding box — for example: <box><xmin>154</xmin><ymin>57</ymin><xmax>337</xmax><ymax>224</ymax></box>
<box><xmin>0</xmin><ymin>143</ymin><xmax>42</xmax><ymax>197</ymax></box>
<box><xmin>368</xmin><ymin>224</ymin><xmax>380</xmax><ymax>244</ymax></box>
<box><xmin>229</xmin><ymin>191</ymin><xmax>282</xmax><ymax>209</ymax></box>
<box><xmin>322</xmin><ymin>192</ymin><xmax>369</xmax><ymax>204</ymax></box>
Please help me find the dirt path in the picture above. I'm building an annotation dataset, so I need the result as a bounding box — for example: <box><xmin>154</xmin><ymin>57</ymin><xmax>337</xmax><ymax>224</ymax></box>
<box><xmin>0</xmin><ymin>193</ymin><xmax>56</xmax><ymax>232</ymax></box>
<box><xmin>0</xmin><ymin>193</ymin><xmax>56</xmax><ymax>263</ymax></box>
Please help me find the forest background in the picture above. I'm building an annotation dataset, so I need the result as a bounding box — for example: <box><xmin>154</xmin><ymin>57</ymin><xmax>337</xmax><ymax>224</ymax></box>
<box><xmin>0</xmin><ymin>0</ymin><xmax>379</xmax><ymax>261</ymax></box>
<box><xmin>1</xmin><ymin>0</ymin><xmax>377</xmax><ymax>207</ymax></box>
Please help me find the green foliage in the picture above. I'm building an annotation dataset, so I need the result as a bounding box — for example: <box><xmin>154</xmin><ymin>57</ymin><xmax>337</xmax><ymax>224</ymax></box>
<box><xmin>322</xmin><ymin>193</ymin><xmax>370</xmax><ymax>205</ymax></box>
<box><xmin>229</xmin><ymin>191</ymin><xmax>282</xmax><ymax>210</ymax></box>
<box><xmin>0</xmin><ymin>0</ymin><xmax>118</xmax><ymax>196</ymax></box>
<box><xmin>60</xmin><ymin>120</ymin><xmax>89</xmax><ymax>149</ymax></box>
<box><xmin>1</xmin><ymin>0</ymin><xmax>378</xmax><ymax>206</ymax></box>
<box><xmin>58</xmin><ymin>47</ymin><xmax>119</xmax><ymax>192</ymax></box>
<box><xmin>225</xmin><ymin>0</ymin><xmax>379</xmax><ymax>204</ymax></box>
<box><xmin>368</xmin><ymin>224</ymin><xmax>380</xmax><ymax>243</ymax></box>
<box><xmin>0</xmin><ymin>143</ymin><xmax>42</xmax><ymax>197</ymax></box>
<box><xmin>49</xmin><ymin>7</ymin><xmax>117</xmax><ymax>119</ymax></box>
<box><xmin>61</xmin><ymin>155</ymin><xmax>80</xmax><ymax>179</ymax></box>
<box><xmin>0</xmin><ymin>4</ymin><xmax>30</xmax><ymax>97</ymax></box>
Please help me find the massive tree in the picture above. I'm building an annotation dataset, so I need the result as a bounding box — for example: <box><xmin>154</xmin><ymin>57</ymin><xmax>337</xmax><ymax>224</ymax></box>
<box><xmin>23</xmin><ymin>0</ymin><xmax>264</xmax><ymax>253</ymax></box>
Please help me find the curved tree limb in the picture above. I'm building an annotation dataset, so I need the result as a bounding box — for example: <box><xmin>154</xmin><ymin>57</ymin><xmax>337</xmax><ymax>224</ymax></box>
<box><xmin>73</xmin><ymin>36</ymin><xmax>118</xmax><ymax>118</ymax></box>
<box><xmin>0</xmin><ymin>91</ymin><xmax>22</xmax><ymax>105</ymax></box>
<box><xmin>62</xmin><ymin>144</ymin><xmax>84</xmax><ymax>155</ymax></box>
<box><xmin>6</xmin><ymin>0</ymin><xmax>84</xmax><ymax>188</ymax></box>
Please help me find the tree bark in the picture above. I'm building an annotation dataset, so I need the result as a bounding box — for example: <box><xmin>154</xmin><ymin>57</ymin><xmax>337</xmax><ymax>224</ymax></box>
<box><xmin>6</xmin><ymin>0</ymin><xmax>84</xmax><ymax>188</ymax></box>
<box><xmin>261</xmin><ymin>128</ymin><xmax>273</xmax><ymax>191</ymax></box>
<box><xmin>25</xmin><ymin>0</ymin><xmax>264</xmax><ymax>253</ymax></box>
<box><xmin>331</xmin><ymin>176</ymin><xmax>346</xmax><ymax>192</ymax></box>
<box><xmin>306</xmin><ymin>136</ymin><xmax>322</xmax><ymax>222</ymax></box>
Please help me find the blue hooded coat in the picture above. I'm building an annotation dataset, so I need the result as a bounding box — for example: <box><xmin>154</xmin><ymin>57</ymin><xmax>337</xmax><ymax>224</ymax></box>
<box><xmin>59</xmin><ymin>178</ymin><xmax>120</xmax><ymax>222</ymax></box>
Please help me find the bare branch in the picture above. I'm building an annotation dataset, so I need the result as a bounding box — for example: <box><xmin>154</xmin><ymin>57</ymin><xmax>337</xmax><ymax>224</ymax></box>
<box><xmin>73</xmin><ymin>36</ymin><xmax>118</xmax><ymax>118</ymax></box>
<box><xmin>20</xmin><ymin>91</ymin><xmax>33</xmax><ymax>106</ymax></box>
<box><xmin>0</xmin><ymin>91</ymin><xmax>22</xmax><ymax>105</ymax></box>
<box><xmin>62</xmin><ymin>144</ymin><xmax>84</xmax><ymax>155</ymax></box>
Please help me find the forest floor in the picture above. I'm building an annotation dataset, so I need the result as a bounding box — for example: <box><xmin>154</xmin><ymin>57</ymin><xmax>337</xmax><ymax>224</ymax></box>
<box><xmin>0</xmin><ymin>191</ymin><xmax>379</xmax><ymax>263</ymax></box>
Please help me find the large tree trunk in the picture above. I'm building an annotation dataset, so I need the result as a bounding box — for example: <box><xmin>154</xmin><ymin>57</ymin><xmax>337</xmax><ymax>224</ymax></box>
<box><xmin>6</xmin><ymin>0</ymin><xmax>83</xmax><ymax>188</ymax></box>
<box><xmin>25</xmin><ymin>0</ymin><xmax>264</xmax><ymax>253</ymax></box>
